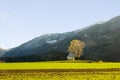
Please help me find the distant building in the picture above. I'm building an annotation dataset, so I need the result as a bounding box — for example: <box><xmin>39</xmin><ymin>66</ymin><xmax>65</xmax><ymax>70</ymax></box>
<box><xmin>67</xmin><ymin>53</ymin><xmax>75</xmax><ymax>60</ymax></box>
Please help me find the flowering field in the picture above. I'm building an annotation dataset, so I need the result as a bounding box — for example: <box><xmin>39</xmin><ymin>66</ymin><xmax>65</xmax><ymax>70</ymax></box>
<box><xmin>0</xmin><ymin>69</ymin><xmax>120</xmax><ymax>80</ymax></box>
<box><xmin>0</xmin><ymin>62</ymin><xmax>120</xmax><ymax>69</ymax></box>
<box><xmin>0</xmin><ymin>61</ymin><xmax>120</xmax><ymax>80</ymax></box>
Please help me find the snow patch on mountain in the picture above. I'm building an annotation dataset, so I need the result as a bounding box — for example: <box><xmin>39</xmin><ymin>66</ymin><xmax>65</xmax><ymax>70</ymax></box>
<box><xmin>46</xmin><ymin>40</ymin><xmax>57</xmax><ymax>44</ymax></box>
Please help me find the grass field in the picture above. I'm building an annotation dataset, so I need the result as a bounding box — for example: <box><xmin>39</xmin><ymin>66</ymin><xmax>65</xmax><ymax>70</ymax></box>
<box><xmin>0</xmin><ymin>60</ymin><xmax>120</xmax><ymax>80</ymax></box>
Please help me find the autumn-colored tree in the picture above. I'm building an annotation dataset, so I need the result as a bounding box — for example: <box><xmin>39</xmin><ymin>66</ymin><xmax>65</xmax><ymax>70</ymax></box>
<box><xmin>68</xmin><ymin>40</ymin><xmax>85</xmax><ymax>60</ymax></box>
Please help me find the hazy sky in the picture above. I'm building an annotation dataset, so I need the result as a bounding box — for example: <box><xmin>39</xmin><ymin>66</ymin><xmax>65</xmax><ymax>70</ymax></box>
<box><xmin>0</xmin><ymin>0</ymin><xmax>120</xmax><ymax>48</ymax></box>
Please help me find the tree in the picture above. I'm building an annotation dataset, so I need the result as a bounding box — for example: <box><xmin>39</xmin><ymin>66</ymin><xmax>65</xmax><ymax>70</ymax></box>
<box><xmin>68</xmin><ymin>40</ymin><xmax>85</xmax><ymax>60</ymax></box>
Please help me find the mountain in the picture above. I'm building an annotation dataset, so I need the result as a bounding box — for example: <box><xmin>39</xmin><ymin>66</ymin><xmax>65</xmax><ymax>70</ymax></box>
<box><xmin>1</xmin><ymin>15</ymin><xmax>120</xmax><ymax>62</ymax></box>
<box><xmin>0</xmin><ymin>47</ymin><xmax>8</xmax><ymax>57</ymax></box>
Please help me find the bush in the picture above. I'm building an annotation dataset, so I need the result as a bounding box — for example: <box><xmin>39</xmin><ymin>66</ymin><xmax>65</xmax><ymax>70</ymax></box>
<box><xmin>98</xmin><ymin>60</ymin><xmax>103</xmax><ymax>63</ymax></box>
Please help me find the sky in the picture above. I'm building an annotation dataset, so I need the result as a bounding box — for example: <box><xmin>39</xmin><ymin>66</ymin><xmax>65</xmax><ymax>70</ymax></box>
<box><xmin>0</xmin><ymin>0</ymin><xmax>120</xmax><ymax>49</ymax></box>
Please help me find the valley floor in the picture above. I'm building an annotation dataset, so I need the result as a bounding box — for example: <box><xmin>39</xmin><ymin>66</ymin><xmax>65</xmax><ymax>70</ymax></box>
<box><xmin>0</xmin><ymin>61</ymin><xmax>120</xmax><ymax>80</ymax></box>
<box><xmin>0</xmin><ymin>62</ymin><xmax>120</xmax><ymax>69</ymax></box>
<box><xmin>0</xmin><ymin>69</ymin><xmax>120</xmax><ymax>80</ymax></box>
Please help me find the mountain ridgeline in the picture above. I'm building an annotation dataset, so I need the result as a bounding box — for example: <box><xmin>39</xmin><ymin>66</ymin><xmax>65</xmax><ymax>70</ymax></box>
<box><xmin>1</xmin><ymin>15</ymin><xmax>120</xmax><ymax>62</ymax></box>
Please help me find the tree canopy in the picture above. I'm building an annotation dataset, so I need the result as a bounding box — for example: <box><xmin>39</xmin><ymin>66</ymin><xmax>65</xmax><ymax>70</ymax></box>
<box><xmin>68</xmin><ymin>40</ymin><xmax>85</xmax><ymax>59</ymax></box>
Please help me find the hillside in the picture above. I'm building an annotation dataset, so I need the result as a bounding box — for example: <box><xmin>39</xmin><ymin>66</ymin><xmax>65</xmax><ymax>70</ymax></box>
<box><xmin>0</xmin><ymin>47</ymin><xmax>8</xmax><ymax>57</ymax></box>
<box><xmin>1</xmin><ymin>15</ymin><xmax>120</xmax><ymax>62</ymax></box>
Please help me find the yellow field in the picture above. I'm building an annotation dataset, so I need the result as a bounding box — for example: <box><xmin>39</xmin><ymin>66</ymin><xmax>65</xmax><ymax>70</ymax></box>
<box><xmin>0</xmin><ymin>61</ymin><xmax>120</xmax><ymax>80</ymax></box>
<box><xmin>0</xmin><ymin>69</ymin><xmax>120</xmax><ymax>80</ymax></box>
<box><xmin>0</xmin><ymin>61</ymin><xmax>120</xmax><ymax>69</ymax></box>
